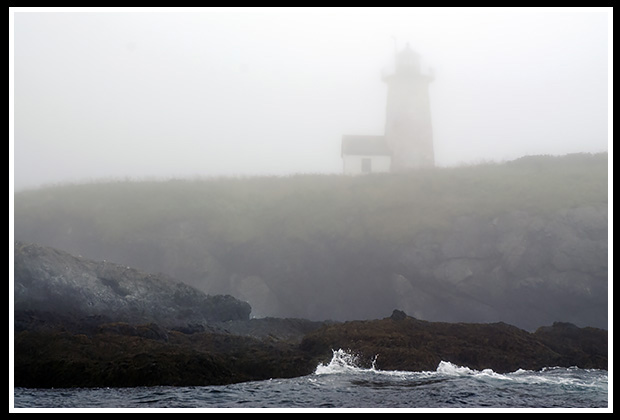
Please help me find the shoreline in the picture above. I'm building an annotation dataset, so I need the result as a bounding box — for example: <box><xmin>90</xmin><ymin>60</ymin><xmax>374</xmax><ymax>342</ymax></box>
<box><xmin>13</xmin><ymin>310</ymin><xmax>607</xmax><ymax>389</ymax></box>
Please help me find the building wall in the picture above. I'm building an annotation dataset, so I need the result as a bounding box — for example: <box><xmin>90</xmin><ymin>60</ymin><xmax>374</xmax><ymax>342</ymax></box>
<box><xmin>383</xmin><ymin>47</ymin><xmax>435</xmax><ymax>171</ymax></box>
<box><xmin>342</xmin><ymin>155</ymin><xmax>391</xmax><ymax>175</ymax></box>
<box><xmin>384</xmin><ymin>76</ymin><xmax>435</xmax><ymax>170</ymax></box>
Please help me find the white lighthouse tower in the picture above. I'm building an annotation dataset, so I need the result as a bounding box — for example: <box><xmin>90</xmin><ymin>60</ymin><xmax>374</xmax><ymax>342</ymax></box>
<box><xmin>383</xmin><ymin>44</ymin><xmax>435</xmax><ymax>170</ymax></box>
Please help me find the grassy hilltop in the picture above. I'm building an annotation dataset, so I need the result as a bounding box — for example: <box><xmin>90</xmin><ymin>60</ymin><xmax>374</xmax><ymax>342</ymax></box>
<box><xmin>15</xmin><ymin>152</ymin><xmax>607</xmax><ymax>242</ymax></box>
<box><xmin>13</xmin><ymin>153</ymin><xmax>609</xmax><ymax>329</ymax></box>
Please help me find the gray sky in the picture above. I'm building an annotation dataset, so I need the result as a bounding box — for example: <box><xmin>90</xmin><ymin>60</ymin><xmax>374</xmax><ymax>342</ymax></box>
<box><xmin>10</xmin><ymin>7</ymin><xmax>611</xmax><ymax>190</ymax></box>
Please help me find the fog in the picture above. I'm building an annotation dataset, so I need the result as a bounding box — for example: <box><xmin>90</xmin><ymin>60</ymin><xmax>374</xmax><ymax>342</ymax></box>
<box><xmin>11</xmin><ymin>8</ymin><xmax>610</xmax><ymax>191</ymax></box>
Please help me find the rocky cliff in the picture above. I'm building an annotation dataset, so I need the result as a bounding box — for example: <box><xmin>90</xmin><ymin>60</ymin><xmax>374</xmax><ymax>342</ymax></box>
<box><xmin>198</xmin><ymin>205</ymin><xmax>608</xmax><ymax>330</ymax></box>
<box><xmin>14</xmin><ymin>241</ymin><xmax>251</xmax><ymax>329</ymax></box>
<box><xmin>388</xmin><ymin>206</ymin><xmax>608</xmax><ymax>330</ymax></box>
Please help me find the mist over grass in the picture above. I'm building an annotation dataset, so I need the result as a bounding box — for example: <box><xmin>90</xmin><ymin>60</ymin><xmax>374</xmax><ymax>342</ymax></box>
<box><xmin>15</xmin><ymin>152</ymin><xmax>607</xmax><ymax>242</ymax></box>
<box><xmin>13</xmin><ymin>153</ymin><xmax>608</xmax><ymax>325</ymax></box>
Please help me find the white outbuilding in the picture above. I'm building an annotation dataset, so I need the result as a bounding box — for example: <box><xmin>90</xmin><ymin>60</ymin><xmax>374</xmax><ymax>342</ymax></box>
<box><xmin>341</xmin><ymin>135</ymin><xmax>392</xmax><ymax>175</ymax></box>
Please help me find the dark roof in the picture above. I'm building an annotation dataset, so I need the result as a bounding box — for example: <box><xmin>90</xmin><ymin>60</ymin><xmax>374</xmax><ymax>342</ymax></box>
<box><xmin>341</xmin><ymin>135</ymin><xmax>391</xmax><ymax>156</ymax></box>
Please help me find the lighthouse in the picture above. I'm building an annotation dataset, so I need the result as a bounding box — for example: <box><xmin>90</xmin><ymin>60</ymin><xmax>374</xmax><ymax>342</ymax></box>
<box><xmin>383</xmin><ymin>44</ymin><xmax>435</xmax><ymax>171</ymax></box>
<box><xmin>341</xmin><ymin>44</ymin><xmax>435</xmax><ymax>174</ymax></box>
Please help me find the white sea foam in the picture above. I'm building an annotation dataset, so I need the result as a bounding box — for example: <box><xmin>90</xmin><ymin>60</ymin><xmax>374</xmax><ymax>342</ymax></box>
<box><xmin>435</xmin><ymin>360</ymin><xmax>476</xmax><ymax>376</ymax></box>
<box><xmin>314</xmin><ymin>349</ymin><xmax>369</xmax><ymax>375</ymax></box>
<box><xmin>312</xmin><ymin>349</ymin><xmax>606</xmax><ymax>390</ymax></box>
<box><xmin>436</xmin><ymin>361</ymin><xmax>510</xmax><ymax>380</ymax></box>
<box><xmin>315</xmin><ymin>349</ymin><xmax>488</xmax><ymax>378</ymax></box>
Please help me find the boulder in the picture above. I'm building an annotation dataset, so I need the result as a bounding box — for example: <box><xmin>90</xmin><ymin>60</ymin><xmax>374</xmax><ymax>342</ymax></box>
<box><xmin>14</xmin><ymin>241</ymin><xmax>251</xmax><ymax>329</ymax></box>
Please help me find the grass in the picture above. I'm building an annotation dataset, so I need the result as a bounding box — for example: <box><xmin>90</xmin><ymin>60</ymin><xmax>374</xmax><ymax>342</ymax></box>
<box><xmin>14</xmin><ymin>152</ymin><xmax>607</xmax><ymax>246</ymax></box>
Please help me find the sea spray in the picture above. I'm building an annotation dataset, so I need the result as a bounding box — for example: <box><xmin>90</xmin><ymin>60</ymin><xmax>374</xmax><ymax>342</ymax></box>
<box><xmin>314</xmin><ymin>349</ymin><xmax>361</xmax><ymax>374</ymax></box>
<box><xmin>315</xmin><ymin>349</ymin><xmax>475</xmax><ymax>377</ymax></box>
<box><xmin>314</xmin><ymin>349</ymin><xmax>608</xmax><ymax>389</ymax></box>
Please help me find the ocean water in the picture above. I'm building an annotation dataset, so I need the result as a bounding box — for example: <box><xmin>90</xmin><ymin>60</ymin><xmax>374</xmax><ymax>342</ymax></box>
<box><xmin>13</xmin><ymin>349</ymin><xmax>608</xmax><ymax>410</ymax></box>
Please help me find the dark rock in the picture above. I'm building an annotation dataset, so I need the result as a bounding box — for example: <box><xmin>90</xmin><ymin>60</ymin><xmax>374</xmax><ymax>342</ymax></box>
<box><xmin>13</xmin><ymin>325</ymin><xmax>317</xmax><ymax>388</ymax></box>
<box><xmin>171</xmin><ymin>323</ymin><xmax>206</xmax><ymax>335</ymax></box>
<box><xmin>98</xmin><ymin>322</ymin><xmax>169</xmax><ymax>342</ymax></box>
<box><xmin>212</xmin><ymin>317</ymin><xmax>328</xmax><ymax>342</ymax></box>
<box><xmin>14</xmin><ymin>241</ymin><xmax>251</xmax><ymax>329</ymax></box>
<box><xmin>299</xmin><ymin>316</ymin><xmax>607</xmax><ymax>374</ymax></box>
<box><xmin>533</xmin><ymin>322</ymin><xmax>608</xmax><ymax>369</ymax></box>
<box><xmin>390</xmin><ymin>309</ymin><xmax>407</xmax><ymax>321</ymax></box>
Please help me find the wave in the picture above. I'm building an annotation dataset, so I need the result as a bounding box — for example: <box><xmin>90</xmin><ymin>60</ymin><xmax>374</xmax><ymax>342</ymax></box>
<box><xmin>314</xmin><ymin>349</ymin><xmax>375</xmax><ymax>375</ymax></box>
<box><xmin>313</xmin><ymin>349</ymin><xmax>607</xmax><ymax>389</ymax></box>
<box><xmin>314</xmin><ymin>348</ymin><xmax>493</xmax><ymax>377</ymax></box>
